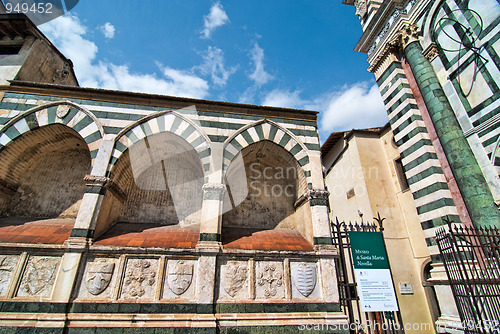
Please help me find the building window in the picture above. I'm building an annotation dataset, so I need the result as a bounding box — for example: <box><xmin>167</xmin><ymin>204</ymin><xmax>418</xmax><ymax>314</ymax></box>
<box><xmin>394</xmin><ymin>158</ymin><xmax>409</xmax><ymax>191</ymax></box>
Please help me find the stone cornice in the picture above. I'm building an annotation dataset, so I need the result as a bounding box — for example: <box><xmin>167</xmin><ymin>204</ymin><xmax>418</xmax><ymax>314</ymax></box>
<box><xmin>360</xmin><ymin>0</ymin><xmax>432</xmax><ymax>73</ymax></box>
<box><xmin>354</xmin><ymin>0</ymin><xmax>407</xmax><ymax>54</ymax></box>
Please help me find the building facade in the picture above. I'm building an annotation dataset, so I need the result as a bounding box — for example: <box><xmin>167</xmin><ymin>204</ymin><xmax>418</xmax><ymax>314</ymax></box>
<box><xmin>343</xmin><ymin>0</ymin><xmax>500</xmax><ymax>331</ymax></box>
<box><xmin>322</xmin><ymin>125</ymin><xmax>440</xmax><ymax>333</ymax></box>
<box><xmin>0</xmin><ymin>14</ymin><xmax>348</xmax><ymax>332</ymax></box>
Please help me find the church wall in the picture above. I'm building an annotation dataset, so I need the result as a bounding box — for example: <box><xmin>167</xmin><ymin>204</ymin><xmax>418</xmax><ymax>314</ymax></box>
<box><xmin>0</xmin><ymin>85</ymin><xmax>345</xmax><ymax>331</ymax></box>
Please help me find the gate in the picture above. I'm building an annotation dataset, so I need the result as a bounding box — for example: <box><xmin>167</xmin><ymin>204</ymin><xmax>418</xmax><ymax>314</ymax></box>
<box><xmin>435</xmin><ymin>219</ymin><xmax>500</xmax><ymax>334</ymax></box>
<box><xmin>331</xmin><ymin>215</ymin><xmax>404</xmax><ymax>334</ymax></box>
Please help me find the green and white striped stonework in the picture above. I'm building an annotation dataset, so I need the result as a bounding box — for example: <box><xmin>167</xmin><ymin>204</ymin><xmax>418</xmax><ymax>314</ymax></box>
<box><xmin>376</xmin><ymin>60</ymin><xmax>459</xmax><ymax>256</ymax></box>
<box><xmin>0</xmin><ymin>101</ymin><xmax>103</xmax><ymax>160</ymax></box>
<box><xmin>359</xmin><ymin>0</ymin><xmax>385</xmax><ymax>32</ymax></box>
<box><xmin>111</xmin><ymin>110</ymin><xmax>213</xmax><ymax>175</ymax></box>
<box><xmin>0</xmin><ymin>92</ymin><xmax>321</xmax><ymax>187</ymax></box>
<box><xmin>425</xmin><ymin>0</ymin><xmax>500</xmax><ymax>179</ymax></box>
<box><xmin>222</xmin><ymin>119</ymin><xmax>313</xmax><ymax>190</ymax></box>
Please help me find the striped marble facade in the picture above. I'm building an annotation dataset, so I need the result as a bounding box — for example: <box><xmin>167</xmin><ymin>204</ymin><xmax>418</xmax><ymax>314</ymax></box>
<box><xmin>0</xmin><ymin>92</ymin><xmax>321</xmax><ymax>185</ymax></box>
<box><xmin>375</xmin><ymin>59</ymin><xmax>459</xmax><ymax>258</ymax></box>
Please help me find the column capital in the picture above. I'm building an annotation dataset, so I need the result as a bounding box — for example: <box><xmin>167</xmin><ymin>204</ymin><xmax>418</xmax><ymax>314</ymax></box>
<box><xmin>295</xmin><ymin>189</ymin><xmax>330</xmax><ymax>208</ymax></box>
<box><xmin>354</xmin><ymin>0</ymin><xmax>367</xmax><ymax>18</ymax></box>
<box><xmin>400</xmin><ymin>23</ymin><xmax>420</xmax><ymax>50</ymax></box>
<box><xmin>202</xmin><ymin>183</ymin><xmax>226</xmax><ymax>194</ymax></box>
<box><xmin>423</xmin><ymin>42</ymin><xmax>439</xmax><ymax>62</ymax></box>
<box><xmin>84</xmin><ymin>174</ymin><xmax>109</xmax><ymax>187</ymax></box>
<box><xmin>202</xmin><ymin>183</ymin><xmax>226</xmax><ymax>200</ymax></box>
<box><xmin>308</xmin><ymin>189</ymin><xmax>330</xmax><ymax>200</ymax></box>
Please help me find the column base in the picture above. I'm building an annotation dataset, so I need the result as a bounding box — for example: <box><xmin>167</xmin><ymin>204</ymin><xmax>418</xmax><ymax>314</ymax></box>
<box><xmin>436</xmin><ymin>315</ymin><xmax>463</xmax><ymax>334</ymax></box>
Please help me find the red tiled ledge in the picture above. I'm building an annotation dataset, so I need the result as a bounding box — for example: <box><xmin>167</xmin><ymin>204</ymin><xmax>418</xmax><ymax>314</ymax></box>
<box><xmin>222</xmin><ymin>228</ymin><xmax>314</xmax><ymax>251</ymax></box>
<box><xmin>0</xmin><ymin>217</ymin><xmax>73</xmax><ymax>244</ymax></box>
<box><xmin>93</xmin><ymin>223</ymin><xmax>199</xmax><ymax>249</ymax></box>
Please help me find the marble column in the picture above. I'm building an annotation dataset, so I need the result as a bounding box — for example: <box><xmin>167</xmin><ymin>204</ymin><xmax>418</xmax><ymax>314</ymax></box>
<box><xmin>400</xmin><ymin>24</ymin><xmax>500</xmax><ymax>228</ymax></box>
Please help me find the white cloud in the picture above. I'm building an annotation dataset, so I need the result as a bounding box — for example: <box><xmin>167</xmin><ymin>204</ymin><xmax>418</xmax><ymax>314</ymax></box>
<box><xmin>262</xmin><ymin>89</ymin><xmax>304</xmax><ymax>109</ymax></box>
<box><xmin>319</xmin><ymin>82</ymin><xmax>388</xmax><ymax>134</ymax></box>
<box><xmin>201</xmin><ymin>2</ymin><xmax>229</xmax><ymax>39</ymax></box>
<box><xmin>40</xmin><ymin>14</ymin><xmax>209</xmax><ymax>99</ymax></box>
<box><xmin>100</xmin><ymin>22</ymin><xmax>115</xmax><ymax>39</ymax></box>
<box><xmin>248</xmin><ymin>43</ymin><xmax>273</xmax><ymax>86</ymax></box>
<box><xmin>198</xmin><ymin>46</ymin><xmax>237</xmax><ymax>86</ymax></box>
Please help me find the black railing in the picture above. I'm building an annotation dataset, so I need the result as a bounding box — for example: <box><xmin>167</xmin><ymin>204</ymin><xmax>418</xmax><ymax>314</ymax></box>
<box><xmin>436</xmin><ymin>220</ymin><xmax>500</xmax><ymax>334</ymax></box>
<box><xmin>331</xmin><ymin>216</ymin><xmax>404</xmax><ymax>334</ymax></box>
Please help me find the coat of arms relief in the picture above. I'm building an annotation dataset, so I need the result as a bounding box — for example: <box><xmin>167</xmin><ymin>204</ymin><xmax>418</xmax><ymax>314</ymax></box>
<box><xmin>222</xmin><ymin>261</ymin><xmax>248</xmax><ymax>298</ymax></box>
<box><xmin>85</xmin><ymin>259</ymin><xmax>115</xmax><ymax>296</ymax></box>
<box><xmin>167</xmin><ymin>260</ymin><xmax>194</xmax><ymax>295</ymax></box>
<box><xmin>0</xmin><ymin>255</ymin><xmax>17</xmax><ymax>296</ymax></box>
<box><xmin>122</xmin><ymin>259</ymin><xmax>157</xmax><ymax>299</ymax></box>
<box><xmin>18</xmin><ymin>256</ymin><xmax>59</xmax><ymax>297</ymax></box>
<box><xmin>291</xmin><ymin>262</ymin><xmax>317</xmax><ymax>297</ymax></box>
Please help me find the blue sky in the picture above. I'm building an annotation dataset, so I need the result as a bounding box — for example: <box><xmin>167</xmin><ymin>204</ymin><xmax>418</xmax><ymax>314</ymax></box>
<box><xmin>38</xmin><ymin>1</ymin><xmax>388</xmax><ymax>141</ymax></box>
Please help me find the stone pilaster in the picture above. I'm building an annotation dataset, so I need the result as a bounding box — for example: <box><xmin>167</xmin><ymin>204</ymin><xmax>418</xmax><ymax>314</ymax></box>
<box><xmin>70</xmin><ymin>136</ymin><xmax>116</xmax><ymax>242</ymax></box>
<box><xmin>305</xmin><ymin>189</ymin><xmax>333</xmax><ymax>247</ymax></box>
<box><xmin>399</xmin><ymin>24</ymin><xmax>500</xmax><ymax>228</ymax></box>
<box><xmin>198</xmin><ymin>183</ymin><xmax>226</xmax><ymax>246</ymax></box>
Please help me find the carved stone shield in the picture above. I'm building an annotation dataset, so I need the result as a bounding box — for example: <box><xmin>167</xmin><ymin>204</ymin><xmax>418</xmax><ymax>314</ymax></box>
<box><xmin>167</xmin><ymin>260</ymin><xmax>193</xmax><ymax>295</ymax></box>
<box><xmin>223</xmin><ymin>261</ymin><xmax>248</xmax><ymax>298</ymax></box>
<box><xmin>25</xmin><ymin>257</ymin><xmax>58</xmax><ymax>296</ymax></box>
<box><xmin>292</xmin><ymin>263</ymin><xmax>316</xmax><ymax>297</ymax></box>
<box><xmin>86</xmin><ymin>260</ymin><xmax>115</xmax><ymax>295</ymax></box>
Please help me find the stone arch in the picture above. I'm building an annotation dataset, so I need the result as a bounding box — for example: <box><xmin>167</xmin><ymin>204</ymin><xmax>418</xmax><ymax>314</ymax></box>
<box><xmin>94</xmin><ymin>130</ymin><xmax>205</xmax><ymax>240</ymax></box>
<box><xmin>110</xmin><ymin>110</ymin><xmax>211</xmax><ymax>175</ymax></box>
<box><xmin>0</xmin><ymin>123</ymin><xmax>91</xmax><ymax>219</ymax></box>
<box><xmin>0</xmin><ymin>101</ymin><xmax>104</xmax><ymax>162</ymax></box>
<box><xmin>220</xmin><ymin>139</ymin><xmax>314</xmax><ymax>250</ymax></box>
<box><xmin>223</xmin><ymin>119</ymin><xmax>312</xmax><ymax>190</ymax></box>
<box><xmin>421</xmin><ymin>0</ymin><xmax>446</xmax><ymax>49</ymax></box>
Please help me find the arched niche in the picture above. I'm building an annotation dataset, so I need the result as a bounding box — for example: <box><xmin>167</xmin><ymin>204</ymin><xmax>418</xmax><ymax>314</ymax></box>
<box><xmin>221</xmin><ymin>140</ymin><xmax>313</xmax><ymax>248</ymax></box>
<box><xmin>0</xmin><ymin>123</ymin><xmax>91</xmax><ymax>219</ymax></box>
<box><xmin>94</xmin><ymin>131</ymin><xmax>204</xmax><ymax>239</ymax></box>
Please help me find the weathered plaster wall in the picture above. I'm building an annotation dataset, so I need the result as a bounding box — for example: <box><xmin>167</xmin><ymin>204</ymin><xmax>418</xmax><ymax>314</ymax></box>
<box><xmin>0</xmin><ymin>124</ymin><xmax>90</xmax><ymax>218</ymax></box>
<box><xmin>222</xmin><ymin>140</ymin><xmax>308</xmax><ymax>232</ymax></box>
<box><xmin>15</xmin><ymin>38</ymin><xmax>78</xmax><ymax>86</ymax></box>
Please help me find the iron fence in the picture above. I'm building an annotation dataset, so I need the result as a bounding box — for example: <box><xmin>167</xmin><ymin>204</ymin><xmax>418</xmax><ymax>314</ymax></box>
<box><xmin>331</xmin><ymin>216</ymin><xmax>404</xmax><ymax>334</ymax></box>
<box><xmin>436</xmin><ymin>220</ymin><xmax>500</xmax><ymax>334</ymax></box>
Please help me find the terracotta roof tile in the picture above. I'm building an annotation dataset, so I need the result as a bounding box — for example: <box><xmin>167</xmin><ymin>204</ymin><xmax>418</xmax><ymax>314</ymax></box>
<box><xmin>0</xmin><ymin>217</ymin><xmax>73</xmax><ymax>244</ymax></box>
<box><xmin>222</xmin><ymin>228</ymin><xmax>313</xmax><ymax>251</ymax></box>
<box><xmin>94</xmin><ymin>223</ymin><xmax>199</xmax><ymax>249</ymax></box>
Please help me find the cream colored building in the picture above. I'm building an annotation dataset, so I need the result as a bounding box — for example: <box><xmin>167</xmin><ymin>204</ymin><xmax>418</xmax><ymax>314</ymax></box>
<box><xmin>322</xmin><ymin>125</ymin><xmax>439</xmax><ymax>333</ymax></box>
